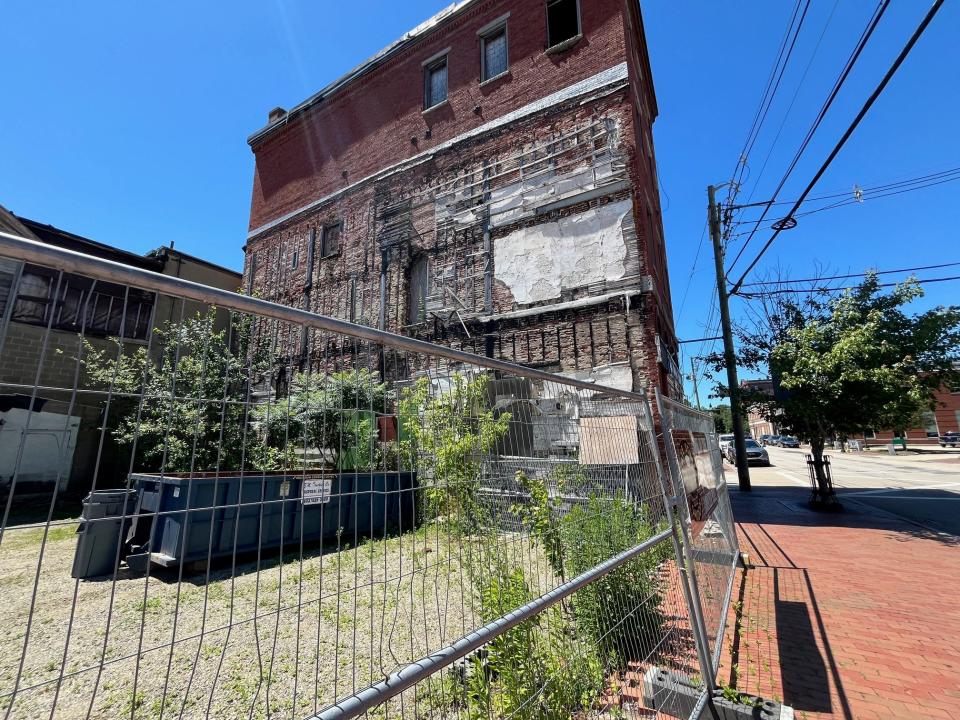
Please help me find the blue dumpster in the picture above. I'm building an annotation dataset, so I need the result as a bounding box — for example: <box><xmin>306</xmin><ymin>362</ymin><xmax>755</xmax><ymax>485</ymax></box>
<box><xmin>124</xmin><ymin>471</ymin><xmax>416</xmax><ymax>571</ymax></box>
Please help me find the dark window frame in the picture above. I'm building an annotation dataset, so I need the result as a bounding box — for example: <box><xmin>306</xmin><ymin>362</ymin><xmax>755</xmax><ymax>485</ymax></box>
<box><xmin>479</xmin><ymin>17</ymin><xmax>509</xmax><ymax>83</ymax></box>
<box><xmin>423</xmin><ymin>53</ymin><xmax>449</xmax><ymax>110</ymax></box>
<box><xmin>545</xmin><ymin>0</ymin><xmax>581</xmax><ymax>51</ymax></box>
<box><xmin>320</xmin><ymin>222</ymin><xmax>341</xmax><ymax>259</ymax></box>
<box><xmin>10</xmin><ymin>264</ymin><xmax>154</xmax><ymax>341</ymax></box>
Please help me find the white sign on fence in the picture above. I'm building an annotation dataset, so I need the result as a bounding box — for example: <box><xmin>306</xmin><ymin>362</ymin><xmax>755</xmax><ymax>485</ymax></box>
<box><xmin>302</xmin><ymin>476</ymin><xmax>333</xmax><ymax>505</ymax></box>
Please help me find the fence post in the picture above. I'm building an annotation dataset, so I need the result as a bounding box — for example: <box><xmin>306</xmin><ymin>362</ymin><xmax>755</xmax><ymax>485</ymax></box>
<box><xmin>643</xmin><ymin>396</ymin><xmax>717</xmax><ymax>697</ymax></box>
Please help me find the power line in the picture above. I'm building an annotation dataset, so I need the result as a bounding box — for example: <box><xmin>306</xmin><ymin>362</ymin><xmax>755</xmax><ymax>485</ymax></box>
<box><xmin>737</xmin><ymin>0</ymin><xmax>841</xmax><ymax>210</ymax></box>
<box><xmin>739</xmin><ymin>261</ymin><xmax>960</xmax><ymax>287</ymax></box>
<box><xmin>729</xmin><ymin>0</ymin><xmax>812</xmax><ymax>196</ymax></box>
<box><xmin>725</xmin><ymin>0</ymin><xmax>891</xmax><ymax>276</ymax></box>
<box><xmin>732</xmin><ymin>165</ymin><xmax>960</xmax><ymax>214</ymax></box>
<box><xmin>739</xmin><ymin>274</ymin><xmax>960</xmax><ymax>298</ymax></box>
<box><xmin>729</xmin><ymin>0</ymin><xmax>946</xmax><ymax>295</ymax></box>
<box><xmin>675</xmin><ymin>220</ymin><xmax>708</xmax><ymax>324</ymax></box>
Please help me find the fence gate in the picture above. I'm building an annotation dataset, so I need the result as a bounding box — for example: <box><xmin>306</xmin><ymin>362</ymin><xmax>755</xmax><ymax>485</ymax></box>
<box><xmin>0</xmin><ymin>229</ymin><xmax>736</xmax><ymax>720</ymax></box>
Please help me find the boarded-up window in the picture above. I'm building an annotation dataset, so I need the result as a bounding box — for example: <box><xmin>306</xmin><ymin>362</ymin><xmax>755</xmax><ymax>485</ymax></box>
<box><xmin>321</xmin><ymin>223</ymin><xmax>341</xmax><ymax>258</ymax></box>
<box><xmin>579</xmin><ymin>415</ymin><xmax>640</xmax><ymax>465</ymax></box>
<box><xmin>424</xmin><ymin>56</ymin><xmax>448</xmax><ymax>108</ymax></box>
<box><xmin>408</xmin><ymin>255</ymin><xmax>429</xmax><ymax>324</ymax></box>
<box><xmin>481</xmin><ymin>25</ymin><xmax>508</xmax><ymax>81</ymax></box>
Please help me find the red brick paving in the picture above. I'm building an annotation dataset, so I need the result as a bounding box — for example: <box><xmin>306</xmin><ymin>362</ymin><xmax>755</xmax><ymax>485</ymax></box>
<box><xmin>718</xmin><ymin>488</ymin><xmax>960</xmax><ymax>719</ymax></box>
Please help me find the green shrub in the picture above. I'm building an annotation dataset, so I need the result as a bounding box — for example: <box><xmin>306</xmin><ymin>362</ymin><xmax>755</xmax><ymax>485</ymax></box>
<box><xmin>398</xmin><ymin>374</ymin><xmax>510</xmax><ymax>528</ymax></box>
<box><xmin>252</xmin><ymin>369</ymin><xmax>387</xmax><ymax>471</ymax></box>
<box><xmin>560</xmin><ymin>495</ymin><xmax>669</xmax><ymax>669</ymax></box>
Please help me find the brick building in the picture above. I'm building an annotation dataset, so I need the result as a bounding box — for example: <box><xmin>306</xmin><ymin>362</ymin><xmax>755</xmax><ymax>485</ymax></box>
<box><xmin>853</xmin><ymin>380</ymin><xmax>960</xmax><ymax>447</ymax></box>
<box><xmin>243</xmin><ymin>0</ymin><xmax>679</xmax><ymax>397</ymax></box>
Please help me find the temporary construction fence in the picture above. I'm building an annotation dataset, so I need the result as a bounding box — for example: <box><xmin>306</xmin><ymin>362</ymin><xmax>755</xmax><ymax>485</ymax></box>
<box><xmin>0</xmin><ymin>229</ymin><xmax>739</xmax><ymax>720</ymax></box>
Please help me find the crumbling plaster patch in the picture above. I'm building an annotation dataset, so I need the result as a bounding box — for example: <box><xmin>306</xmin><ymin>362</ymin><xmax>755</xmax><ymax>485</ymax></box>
<box><xmin>493</xmin><ymin>198</ymin><xmax>634</xmax><ymax>305</ymax></box>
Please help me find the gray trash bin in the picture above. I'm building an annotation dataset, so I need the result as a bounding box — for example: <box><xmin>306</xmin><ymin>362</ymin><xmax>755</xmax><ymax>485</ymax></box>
<box><xmin>71</xmin><ymin>489</ymin><xmax>137</xmax><ymax>579</ymax></box>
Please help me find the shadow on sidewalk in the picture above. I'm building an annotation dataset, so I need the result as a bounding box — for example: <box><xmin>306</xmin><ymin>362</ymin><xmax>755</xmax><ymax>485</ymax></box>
<box><xmin>728</xmin><ymin>483</ymin><xmax>960</xmax><ymax>547</ymax></box>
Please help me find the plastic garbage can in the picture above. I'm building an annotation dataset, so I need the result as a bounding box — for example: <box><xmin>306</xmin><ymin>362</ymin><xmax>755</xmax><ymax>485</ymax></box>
<box><xmin>71</xmin><ymin>488</ymin><xmax>137</xmax><ymax>579</ymax></box>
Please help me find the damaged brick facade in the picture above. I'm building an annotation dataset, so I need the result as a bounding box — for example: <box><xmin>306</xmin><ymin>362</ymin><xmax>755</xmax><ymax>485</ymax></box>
<box><xmin>243</xmin><ymin>0</ymin><xmax>680</xmax><ymax>397</ymax></box>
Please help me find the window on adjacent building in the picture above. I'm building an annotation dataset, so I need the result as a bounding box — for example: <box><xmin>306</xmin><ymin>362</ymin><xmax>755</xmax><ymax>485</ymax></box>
<box><xmin>480</xmin><ymin>21</ymin><xmax>508</xmax><ymax>82</ymax></box>
<box><xmin>10</xmin><ymin>265</ymin><xmax>153</xmax><ymax>340</ymax></box>
<box><xmin>546</xmin><ymin>0</ymin><xmax>580</xmax><ymax>49</ymax></box>
<box><xmin>0</xmin><ymin>258</ymin><xmax>18</xmax><ymax>322</ymax></box>
<box><xmin>424</xmin><ymin>55</ymin><xmax>448</xmax><ymax>109</ymax></box>
<box><xmin>321</xmin><ymin>223</ymin><xmax>341</xmax><ymax>258</ymax></box>
<box><xmin>291</xmin><ymin>248</ymin><xmax>299</xmax><ymax>269</ymax></box>
<box><xmin>921</xmin><ymin>410</ymin><xmax>939</xmax><ymax>438</ymax></box>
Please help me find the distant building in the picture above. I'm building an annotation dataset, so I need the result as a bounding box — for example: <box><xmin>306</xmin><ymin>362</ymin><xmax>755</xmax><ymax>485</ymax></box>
<box><xmin>741</xmin><ymin>378</ymin><xmax>776</xmax><ymax>438</ymax></box>
<box><xmin>0</xmin><ymin>208</ymin><xmax>242</xmax><ymax>492</ymax></box>
<box><xmin>852</xmin><ymin>379</ymin><xmax>960</xmax><ymax>447</ymax></box>
<box><xmin>242</xmin><ymin>0</ymin><xmax>680</xmax><ymax>398</ymax></box>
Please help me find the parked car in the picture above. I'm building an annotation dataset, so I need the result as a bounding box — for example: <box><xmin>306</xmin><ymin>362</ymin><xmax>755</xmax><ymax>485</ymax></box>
<box><xmin>777</xmin><ymin>436</ymin><xmax>800</xmax><ymax>448</ymax></box>
<box><xmin>725</xmin><ymin>438</ymin><xmax>770</xmax><ymax>466</ymax></box>
<box><xmin>940</xmin><ymin>431</ymin><xmax>960</xmax><ymax>448</ymax></box>
<box><xmin>761</xmin><ymin>435</ymin><xmax>781</xmax><ymax>446</ymax></box>
<box><xmin>718</xmin><ymin>433</ymin><xmax>735</xmax><ymax>453</ymax></box>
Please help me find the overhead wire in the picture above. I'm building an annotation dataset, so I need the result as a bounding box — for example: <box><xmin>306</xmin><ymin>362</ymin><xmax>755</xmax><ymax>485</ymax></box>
<box><xmin>736</xmin><ymin>0</ymin><xmax>842</xmax><ymax>213</ymax></box>
<box><xmin>739</xmin><ymin>261</ymin><xmax>960</xmax><ymax>287</ymax></box>
<box><xmin>728</xmin><ymin>0</ymin><xmax>812</xmax><ymax>202</ymax></box>
<box><xmin>675</xmin><ymin>220</ymin><xmax>708</xmax><ymax>325</ymax></box>
<box><xmin>725</xmin><ymin>0</ymin><xmax>891</xmax><ymax>277</ymax></box>
<box><xmin>729</xmin><ymin>0</ymin><xmax>946</xmax><ymax>295</ymax></box>
<box><xmin>739</xmin><ymin>274</ymin><xmax>960</xmax><ymax>297</ymax></box>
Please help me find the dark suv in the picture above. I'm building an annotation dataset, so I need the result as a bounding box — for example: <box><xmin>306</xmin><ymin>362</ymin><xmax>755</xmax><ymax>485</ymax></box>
<box><xmin>940</xmin><ymin>431</ymin><xmax>960</xmax><ymax>448</ymax></box>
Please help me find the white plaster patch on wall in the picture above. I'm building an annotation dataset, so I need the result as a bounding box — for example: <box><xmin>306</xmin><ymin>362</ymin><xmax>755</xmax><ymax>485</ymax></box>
<box><xmin>494</xmin><ymin>198</ymin><xmax>634</xmax><ymax>305</ymax></box>
<box><xmin>556</xmin><ymin>362</ymin><xmax>634</xmax><ymax>395</ymax></box>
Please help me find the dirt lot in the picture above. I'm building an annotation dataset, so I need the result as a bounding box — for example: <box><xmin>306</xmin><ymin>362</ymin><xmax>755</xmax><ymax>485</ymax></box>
<box><xmin>0</xmin><ymin>520</ymin><xmax>502</xmax><ymax>720</ymax></box>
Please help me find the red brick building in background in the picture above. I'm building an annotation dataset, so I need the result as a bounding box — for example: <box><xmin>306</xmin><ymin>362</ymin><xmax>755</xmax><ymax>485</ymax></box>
<box><xmin>243</xmin><ymin>0</ymin><xmax>680</xmax><ymax>397</ymax></box>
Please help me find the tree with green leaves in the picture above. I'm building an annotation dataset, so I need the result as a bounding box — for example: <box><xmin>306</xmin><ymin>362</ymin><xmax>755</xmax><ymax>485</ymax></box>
<box><xmin>710</xmin><ymin>274</ymin><xmax>960</xmax><ymax>505</ymax></box>
<box><xmin>80</xmin><ymin>309</ymin><xmax>280</xmax><ymax>473</ymax></box>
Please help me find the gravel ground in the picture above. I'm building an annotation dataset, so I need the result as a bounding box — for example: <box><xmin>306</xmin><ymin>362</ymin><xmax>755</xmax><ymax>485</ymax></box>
<box><xmin>0</xmin><ymin>520</ymin><xmax>525</xmax><ymax>720</ymax></box>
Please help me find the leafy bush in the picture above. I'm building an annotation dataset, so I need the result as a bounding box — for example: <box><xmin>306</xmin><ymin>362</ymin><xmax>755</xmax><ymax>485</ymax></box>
<box><xmin>463</xmin><ymin>550</ymin><xmax>604</xmax><ymax>720</ymax></box>
<box><xmin>398</xmin><ymin>373</ymin><xmax>510</xmax><ymax>527</ymax></box>
<box><xmin>513</xmin><ymin>466</ymin><xmax>669</xmax><ymax>670</ymax></box>
<box><xmin>560</xmin><ymin>495</ymin><xmax>669</xmax><ymax>669</ymax></box>
<box><xmin>252</xmin><ymin>369</ymin><xmax>388</xmax><ymax>471</ymax></box>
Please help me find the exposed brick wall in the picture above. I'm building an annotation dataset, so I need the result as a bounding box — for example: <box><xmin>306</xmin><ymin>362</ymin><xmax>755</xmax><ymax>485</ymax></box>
<box><xmin>244</xmin><ymin>0</ymin><xmax>678</xmax><ymax>397</ymax></box>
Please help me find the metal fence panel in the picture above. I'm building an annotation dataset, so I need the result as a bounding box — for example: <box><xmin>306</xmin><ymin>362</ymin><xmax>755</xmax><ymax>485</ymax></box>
<box><xmin>656</xmin><ymin>391</ymin><xmax>740</xmax><ymax>671</ymax></box>
<box><xmin>0</xmin><ymin>231</ymin><xmax>717</xmax><ymax>720</ymax></box>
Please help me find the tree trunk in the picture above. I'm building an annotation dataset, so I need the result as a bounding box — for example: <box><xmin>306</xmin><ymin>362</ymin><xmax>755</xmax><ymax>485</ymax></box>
<box><xmin>809</xmin><ymin>436</ymin><xmax>831</xmax><ymax>498</ymax></box>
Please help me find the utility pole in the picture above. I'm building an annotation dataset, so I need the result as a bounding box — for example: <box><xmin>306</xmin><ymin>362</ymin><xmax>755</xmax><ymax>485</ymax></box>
<box><xmin>708</xmin><ymin>185</ymin><xmax>751</xmax><ymax>491</ymax></box>
<box><xmin>689</xmin><ymin>356</ymin><xmax>702</xmax><ymax>410</ymax></box>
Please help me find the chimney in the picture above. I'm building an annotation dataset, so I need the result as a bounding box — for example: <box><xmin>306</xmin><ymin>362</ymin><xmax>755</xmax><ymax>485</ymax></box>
<box><xmin>268</xmin><ymin>107</ymin><xmax>287</xmax><ymax>124</ymax></box>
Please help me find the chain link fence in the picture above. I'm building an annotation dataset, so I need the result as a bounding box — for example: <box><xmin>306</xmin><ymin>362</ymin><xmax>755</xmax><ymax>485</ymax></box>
<box><xmin>0</xmin><ymin>230</ymin><xmax>736</xmax><ymax>720</ymax></box>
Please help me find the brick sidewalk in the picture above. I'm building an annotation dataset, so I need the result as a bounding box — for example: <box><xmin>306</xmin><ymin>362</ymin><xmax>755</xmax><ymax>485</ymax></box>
<box><xmin>717</xmin><ymin>486</ymin><xmax>960</xmax><ymax>720</ymax></box>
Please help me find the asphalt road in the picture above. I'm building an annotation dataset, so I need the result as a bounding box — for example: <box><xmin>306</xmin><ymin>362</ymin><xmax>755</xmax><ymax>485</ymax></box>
<box><xmin>730</xmin><ymin>446</ymin><xmax>960</xmax><ymax>537</ymax></box>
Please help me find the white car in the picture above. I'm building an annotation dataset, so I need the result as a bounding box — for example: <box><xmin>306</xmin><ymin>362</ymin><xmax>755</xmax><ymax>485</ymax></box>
<box><xmin>718</xmin><ymin>434</ymin><xmax>735</xmax><ymax>453</ymax></box>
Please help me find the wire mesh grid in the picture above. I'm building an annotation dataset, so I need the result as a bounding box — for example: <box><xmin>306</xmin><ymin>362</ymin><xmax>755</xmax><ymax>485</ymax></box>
<box><xmin>0</xmin><ymin>232</ymin><xmax>722</xmax><ymax>720</ymax></box>
<box><xmin>655</xmin><ymin>392</ymin><xmax>740</xmax><ymax>671</ymax></box>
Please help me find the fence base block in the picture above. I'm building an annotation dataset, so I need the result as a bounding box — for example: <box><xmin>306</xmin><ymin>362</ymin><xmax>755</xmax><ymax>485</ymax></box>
<box><xmin>642</xmin><ymin>667</ymin><xmax>793</xmax><ymax>720</ymax></box>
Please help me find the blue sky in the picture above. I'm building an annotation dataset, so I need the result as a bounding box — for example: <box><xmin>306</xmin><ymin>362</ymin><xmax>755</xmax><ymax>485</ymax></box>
<box><xmin>2</xmin><ymin>2</ymin><xmax>957</xmax><ymax>402</ymax></box>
